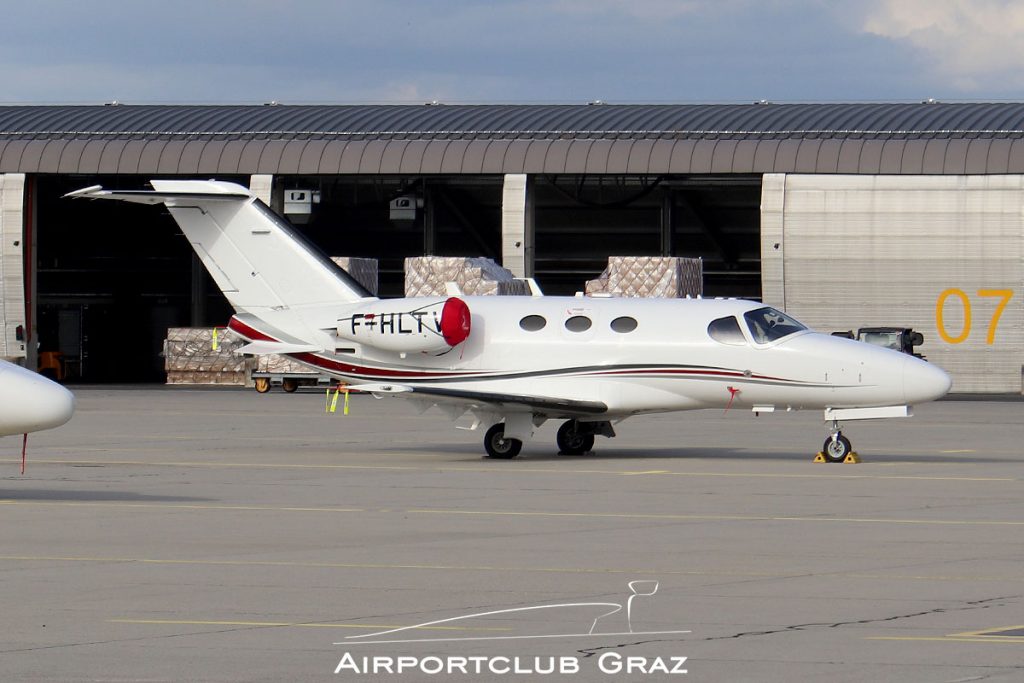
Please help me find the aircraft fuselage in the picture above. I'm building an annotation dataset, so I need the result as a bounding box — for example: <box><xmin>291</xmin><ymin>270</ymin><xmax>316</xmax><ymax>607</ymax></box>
<box><xmin>230</xmin><ymin>295</ymin><xmax>951</xmax><ymax>420</ymax></box>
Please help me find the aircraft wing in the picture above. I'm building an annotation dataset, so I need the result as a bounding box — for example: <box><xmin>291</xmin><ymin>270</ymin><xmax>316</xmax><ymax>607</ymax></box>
<box><xmin>356</xmin><ymin>383</ymin><xmax>608</xmax><ymax>416</ymax></box>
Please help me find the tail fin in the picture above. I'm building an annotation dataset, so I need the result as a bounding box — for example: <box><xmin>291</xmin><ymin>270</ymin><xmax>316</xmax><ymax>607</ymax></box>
<box><xmin>67</xmin><ymin>180</ymin><xmax>375</xmax><ymax>340</ymax></box>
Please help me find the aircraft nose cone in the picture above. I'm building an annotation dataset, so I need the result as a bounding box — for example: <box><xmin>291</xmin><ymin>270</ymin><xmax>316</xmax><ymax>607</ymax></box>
<box><xmin>0</xmin><ymin>363</ymin><xmax>75</xmax><ymax>436</ymax></box>
<box><xmin>903</xmin><ymin>356</ymin><xmax>952</xmax><ymax>404</ymax></box>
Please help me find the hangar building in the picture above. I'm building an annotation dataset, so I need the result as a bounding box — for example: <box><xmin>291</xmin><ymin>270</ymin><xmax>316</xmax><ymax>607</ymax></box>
<box><xmin>0</xmin><ymin>103</ymin><xmax>1021</xmax><ymax>391</ymax></box>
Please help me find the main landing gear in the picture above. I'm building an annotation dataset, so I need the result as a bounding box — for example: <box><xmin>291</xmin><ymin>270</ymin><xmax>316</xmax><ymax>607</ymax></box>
<box><xmin>483</xmin><ymin>419</ymin><xmax>615</xmax><ymax>459</ymax></box>
<box><xmin>556</xmin><ymin>420</ymin><xmax>595</xmax><ymax>455</ymax></box>
<box><xmin>484</xmin><ymin>423</ymin><xmax>522</xmax><ymax>459</ymax></box>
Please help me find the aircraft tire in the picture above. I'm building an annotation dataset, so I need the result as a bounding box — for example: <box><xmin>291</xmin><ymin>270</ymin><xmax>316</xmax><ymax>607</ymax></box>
<box><xmin>484</xmin><ymin>423</ymin><xmax>522</xmax><ymax>459</ymax></box>
<box><xmin>822</xmin><ymin>433</ymin><xmax>852</xmax><ymax>463</ymax></box>
<box><xmin>557</xmin><ymin>420</ymin><xmax>595</xmax><ymax>455</ymax></box>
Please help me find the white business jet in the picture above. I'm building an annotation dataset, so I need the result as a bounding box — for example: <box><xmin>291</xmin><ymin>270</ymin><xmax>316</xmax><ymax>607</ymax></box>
<box><xmin>0</xmin><ymin>358</ymin><xmax>75</xmax><ymax>437</ymax></box>
<box><xmin>67</xmin><ymin>181</ymin><xmax>951</xmax><ymax>461</ymax></box>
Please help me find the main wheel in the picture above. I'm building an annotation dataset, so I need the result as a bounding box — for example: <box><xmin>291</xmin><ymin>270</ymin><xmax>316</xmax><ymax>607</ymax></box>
<box><xmin>282</xmin><ymin>378</ymin><xmax>299</xmax><ymax>393</ymax></box>
<box><xmin>822</xmin><ymin>433</ymin><xmax>852</xmax><ymax>463</ymax></box>
<box><xmin>556</xmin><ymin>420</ymin><xmax>595</xmax><ymax>455</ymax></box>
<box><xmin>484</xmin><ymin>423</ymin><xmax>522</xmax><ymax>459</ymax></box>
<box><xmin>254</xmin><ymin>377</ymin><xmax>271</xmax><ymax>393</ymax></box>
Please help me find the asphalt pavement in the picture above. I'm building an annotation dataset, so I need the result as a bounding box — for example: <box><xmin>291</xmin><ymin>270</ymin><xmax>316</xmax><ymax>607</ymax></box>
<box><xmin>2</xmin><ymin>387</ymin><xmax>1023</xmax><ymax>682</ymax></box>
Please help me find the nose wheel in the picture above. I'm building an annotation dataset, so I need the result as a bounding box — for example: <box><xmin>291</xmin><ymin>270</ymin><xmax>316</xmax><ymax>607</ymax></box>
<box><xmin>821</xmin><ymin>432</ymin><xmax>853</xmax><ymax>463</ymax></box>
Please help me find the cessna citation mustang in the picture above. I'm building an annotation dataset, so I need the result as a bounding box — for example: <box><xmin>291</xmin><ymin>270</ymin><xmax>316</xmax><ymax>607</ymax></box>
<box><xmin>0</xmin><ymin>358</ymin><xmax>75</xmax><ymax>437</ymax></box>
<box><xmin>67</xmin><ymin>181</ymin><xmax>952</xmax><ymax>461</ymax></box>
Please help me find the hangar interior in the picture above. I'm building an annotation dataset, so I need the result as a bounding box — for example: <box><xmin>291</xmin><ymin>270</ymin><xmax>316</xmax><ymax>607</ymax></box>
<box><xmin>2</xmin><ymin>103</ymin><xmax>1022</xmax><ymax>389</ymax></box>
<box><xmin>33</xmin><ymin>173</ymin><xmax>760</xmax><ymax>382</ymax></box>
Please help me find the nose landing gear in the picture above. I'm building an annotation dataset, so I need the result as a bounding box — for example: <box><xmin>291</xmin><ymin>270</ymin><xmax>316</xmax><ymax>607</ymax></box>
<box><xmin>816</xmin><ymin>419</ymin><xmax>860</xmax><ymax>463</ymax></box>
<box><xmin>821</xmin><ymin>432</ymin><xmax>853</xmax><ymax>463</ymax></box>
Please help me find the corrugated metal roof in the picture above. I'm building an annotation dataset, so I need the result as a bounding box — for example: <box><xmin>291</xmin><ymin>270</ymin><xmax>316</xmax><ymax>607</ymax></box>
<box><xmin>4</xmin><ymin>103</ymin><xmax>1024</xmax><ymax>175</ymax></box>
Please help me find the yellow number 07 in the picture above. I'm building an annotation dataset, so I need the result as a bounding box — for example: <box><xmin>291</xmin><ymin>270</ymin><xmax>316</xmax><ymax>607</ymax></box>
<box><xmin>936</xmin><ymin>289</ymin><xmax>1014</xmax><ymax>345</ymax></box>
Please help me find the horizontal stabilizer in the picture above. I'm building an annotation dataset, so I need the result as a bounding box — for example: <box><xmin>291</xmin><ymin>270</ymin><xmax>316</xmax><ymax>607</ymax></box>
<box><xmin>64</xmin><ymin>186</ymin><xmax>250</xmax><ymax>204</ymax></box>
<box><xmin>236</xmin><ymin>341</ymin><xmax>322</xmax><ymax>356</ymax></box>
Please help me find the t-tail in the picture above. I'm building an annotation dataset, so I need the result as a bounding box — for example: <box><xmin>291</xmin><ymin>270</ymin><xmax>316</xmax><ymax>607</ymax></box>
<box><xmin>66</xmin><ymin>180</ymin><xmax>376</xmax><ymax>348</ymax></box>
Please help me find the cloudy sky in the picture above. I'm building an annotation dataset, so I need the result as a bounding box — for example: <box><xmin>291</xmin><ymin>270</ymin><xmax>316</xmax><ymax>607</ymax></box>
<box><xmin>2</xmin><ymin>0</ymin><xmax>1023</xmax><ymax>104</ymax></box>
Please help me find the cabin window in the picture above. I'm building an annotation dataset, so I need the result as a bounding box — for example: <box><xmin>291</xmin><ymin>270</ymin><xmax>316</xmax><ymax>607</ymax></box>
<box><xmin>610</xmin><ymin>316</ymin><xmax>638</xmax><ymax>333</ymax></box>
<box><xmin>743</xmin><ymin>307</ymin><xmax>807</xmax><ymax>344</ymax></box>
<box><xmin>708</xmin><ymin>316</ymin><xmax>747</xmax><ymax>345</ymax></box>
<box><xmin>519</xmin><ymin>315</ymin><xmax>547</xmax><ymax>331</ymax></box>
<box><xmin>564</xmin><ymin>315</ymin><xmax>593</xmax><ymax>332</ymax></box>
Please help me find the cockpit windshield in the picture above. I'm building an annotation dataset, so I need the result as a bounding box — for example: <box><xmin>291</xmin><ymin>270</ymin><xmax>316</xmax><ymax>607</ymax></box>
<box><xmin>743</xmin><ymin>307</ymin><xmax>807</xmax><ymax>344</ymax></box>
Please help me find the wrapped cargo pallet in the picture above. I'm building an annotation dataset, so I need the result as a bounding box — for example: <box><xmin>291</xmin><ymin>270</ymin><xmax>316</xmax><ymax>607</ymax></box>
<box><xmin>404</xmin><ymin>256</ymin><xmax>531</xmax><ymax>297</ymax></box>
<box><xmin>164</xmin><ymin>327</ymin><xmax>251</xmax><ymax>385</ymax></box>
<box><xmin>255</xmin><ymin>353</ymin><xmax>314</xmax><ymax>375</ymax></box>
<box><xmin>586</xmin><ymin>256</ymin><xmax>703</xmax><ymax>298</ymax></box>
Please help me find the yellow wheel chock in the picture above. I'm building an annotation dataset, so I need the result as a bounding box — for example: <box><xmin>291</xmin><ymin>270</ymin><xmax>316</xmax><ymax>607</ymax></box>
<box><xmin>813</xmin><ymin>451</ymin><xmax>861</xmax><ymax>463</ymax></box>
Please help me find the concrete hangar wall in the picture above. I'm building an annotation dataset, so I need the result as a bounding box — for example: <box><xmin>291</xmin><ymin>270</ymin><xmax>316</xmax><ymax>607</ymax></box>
<box><xmin>0</xmin><ymin>103</ymin><xmax>1022</xmax><ymax>392</ymax></box>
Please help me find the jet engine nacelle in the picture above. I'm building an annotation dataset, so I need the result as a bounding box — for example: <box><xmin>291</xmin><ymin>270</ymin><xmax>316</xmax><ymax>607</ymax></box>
<box><xmin>337</xmin><ymin>297</ymin><xmax>471</xmax><ymax>353</ymax></box>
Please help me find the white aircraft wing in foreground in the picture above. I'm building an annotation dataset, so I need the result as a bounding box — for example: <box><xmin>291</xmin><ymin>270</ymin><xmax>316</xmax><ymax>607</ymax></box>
<box><xmin>0</xmin><ymin>358</ymin><xmax>75</xmax><ymax>437</ymax></box>
<box><xmin>67</xmin><ymin>181</ymin><xmax>951</xmax><ymax>460</ymax></box>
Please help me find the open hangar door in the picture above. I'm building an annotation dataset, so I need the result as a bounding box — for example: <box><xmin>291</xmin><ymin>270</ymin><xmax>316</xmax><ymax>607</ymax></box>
<box><xmin>30</xmin><ymin>173</ymin><xmax>763</xmax><ymax>382</ymax></box>
<box><xmin>34</xmin><ymin>174</ymin><xmax>505</xmax><ymax>381</ymax></box>
<box><xmin>281</xmin><ymin>174</ymin><xmax>763</xmax><ymax>298</ymax></box>
<box><xmin>532</xmin><ymin>175</ymin><xmax>763</xmax><ymax>297</ymax></box>
<box><xmin>280</xmin><ymin>176</ymin><xmax>504</xmax><ymax>297</ymax></box>
<box><xmin>34</xmin><ymin>176</ymin><xmax>237</xmax><ymax>383</ymax></box>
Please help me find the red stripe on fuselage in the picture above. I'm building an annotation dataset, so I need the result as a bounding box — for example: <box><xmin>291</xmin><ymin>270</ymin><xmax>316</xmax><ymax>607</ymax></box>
<box><xmin>226</xmin><ymin>316</ymin><xmax>802</xmax><ymax>384</ymax></box>
<box><xmin>227</xmin><ymin>316</ymin><xmax>274</xmax><ymax>342</ymax></box>
<box><xmin>291</xmin><ymin>352</ymin><xmax>467</xmax><ymax>378</ymax></box>
<box><xmin>591</xmin><ymin>368</ymin><xmax>792</xmax><ymax>382</ymax></box>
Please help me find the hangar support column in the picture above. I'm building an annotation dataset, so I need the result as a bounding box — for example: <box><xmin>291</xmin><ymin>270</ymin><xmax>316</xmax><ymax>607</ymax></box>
<box><xmin>249</xmin><ymin>174</ymin><xmax>275</xmax><ymax>209</ymax></box>
<box><xmin>501</xmin><ymin>174</ymin><xmax>534</xmax><ymax>278</ymax></box>
<box><xmin>0</xmin><ymin>173</ymin><xmax>29</xmax><ymax>365</ymax></box>
<box><xmin>759</xmin><ymin>173</ymin><xmax>786</xmax><ymax>310</ymax></box>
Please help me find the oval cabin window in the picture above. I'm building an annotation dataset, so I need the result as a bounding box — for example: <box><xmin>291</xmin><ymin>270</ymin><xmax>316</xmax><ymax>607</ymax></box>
<box><xmin>610</xmin><ymin>316</ymin><xmax>638</xmax><ymax>333</ymax></box>
<box><xmin>564</xmin><ymin>316</ymin><xmax>593</xmax><ymax>332</ymax></box>
<box><xmin>519</xmin><ymin>315</ymin><xmax>547</xmax><ymax>331</ymax></box>
<box><xmin>708</xmin><ymin>316</ymin><xmax>747</xmax><ymax>345</ymax></box>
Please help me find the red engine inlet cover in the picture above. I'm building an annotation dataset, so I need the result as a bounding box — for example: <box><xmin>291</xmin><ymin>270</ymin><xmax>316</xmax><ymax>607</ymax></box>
<box><xmin>440</xmin><ymin>297</ymin><xmax>471</xmax><ymax>347</ymax></box>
